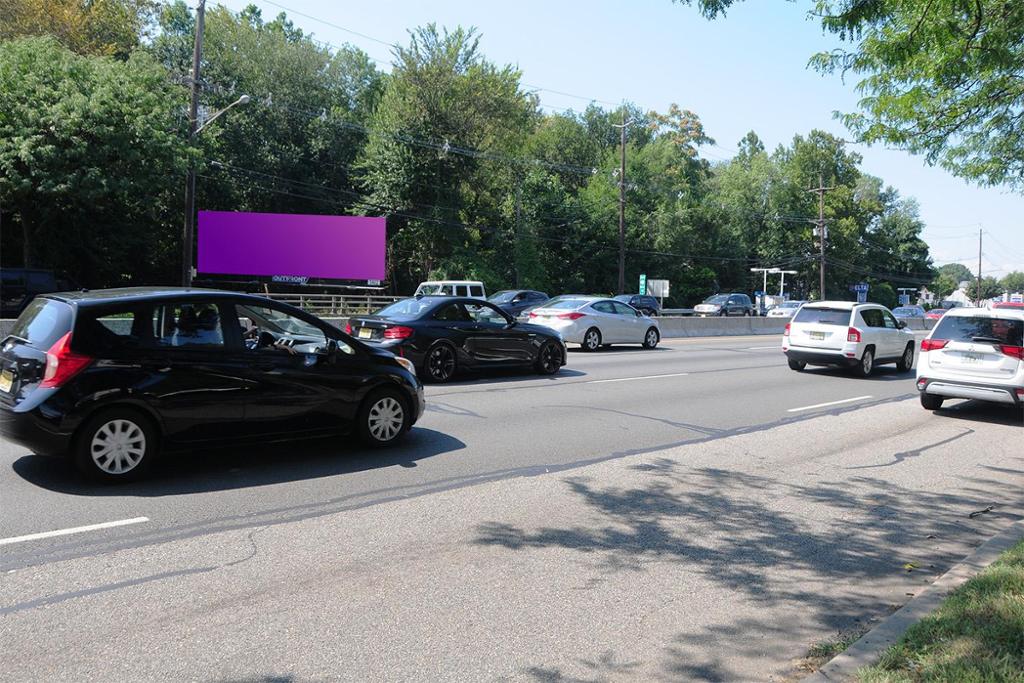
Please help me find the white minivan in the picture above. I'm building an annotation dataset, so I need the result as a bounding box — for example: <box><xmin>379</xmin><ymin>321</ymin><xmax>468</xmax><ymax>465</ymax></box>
<box><xmin>782</xmin><ymin>301</ymin><xmax>917</xmax><ymax>376</ymax></box>
<box><xmin>916</xmin><ymin>306</ymin><xmax>1024</xmax><ymax>411</ymax></box>
<box><xmin>413</xmin><ymin>280</ymin><xmax>486</xmax><ymax>299</ymax></box>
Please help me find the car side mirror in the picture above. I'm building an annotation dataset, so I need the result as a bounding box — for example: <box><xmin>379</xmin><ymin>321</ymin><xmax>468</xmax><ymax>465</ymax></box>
<box><xmin>635</xmin><ymin>310</ymin><xmax>642</xmax><ymax>317</ymax></box>
<box><xmin>897</xmin><ymin>320</ymin><xmax>907</xmax><ymax>329</ymax></box>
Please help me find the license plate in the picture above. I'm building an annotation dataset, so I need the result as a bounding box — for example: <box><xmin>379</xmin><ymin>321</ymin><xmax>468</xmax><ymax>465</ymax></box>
<box><xmin>358</xmin><ymin>328</ymin><xmax>372</xmax><ymax>339</ymax></box>
<box><xmin>0</xmin><ymin>370</ymin><xmax>12</xmax><ymax>393</ymax></box>
<box><xmin>808</xmin><ymin>331</ymin><xmax>825</xmax><ymax>340</ymax></box>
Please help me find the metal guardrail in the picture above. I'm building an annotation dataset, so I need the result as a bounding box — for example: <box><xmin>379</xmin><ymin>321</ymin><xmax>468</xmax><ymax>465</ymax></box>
<box><xmin>255</xmin><ymin>293</ymin><xmax>401</xmax><ymax>315</ymax></box>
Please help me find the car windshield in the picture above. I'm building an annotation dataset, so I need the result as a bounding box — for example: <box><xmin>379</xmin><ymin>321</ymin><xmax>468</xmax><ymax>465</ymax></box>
<box><xmin>543</xmin><ymin>298</ymin><xmax>591</xmax><ymax>310</ymax></box>
<box><xmin>780</xmin><ymin>301</ymin><xmax>801</xmax><ymax>308</ymax></box>
<box><xmin>488</xmin><ymin>291</ymin><xmax>517</xmax><ymax>303</ymax></box>
<box><xmin>374</xmin><ymin>298</ymin><xmax>435</xmax><ymax>320</ymax></box>
<box><xmin>792</xmin><ymin>307</ymin><xmax>851</xmax><ymax>326</ymax></box>
<box><xmin>931</xmin><ymin>315</ymin><xmax>1023</xmax><ymax>346</ymax></box>
<box><xmin>704</xmin><ymin>295</ymin><xmax>728</xmax><ymax>304</ymax></box>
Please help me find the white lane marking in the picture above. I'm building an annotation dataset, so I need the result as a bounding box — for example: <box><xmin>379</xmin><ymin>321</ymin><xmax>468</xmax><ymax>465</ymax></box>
<box><xmin>0</xmin><ymin>517</ymin><xmax>150</xmax><ymax>546</ymax></box>
<box><xmin>787</xmin><ymin>396</ymin><xmax>874</xmax><ymax>413</ymax></box>
<box><xmin>587</xmin><ymin>372</ymin><xmax>690</xmax><ymax>384</ymax></box>
<box><xmin>746</xmin><ymin>346</ymin><xmax>780</xmax><ymax>350</ymax></box>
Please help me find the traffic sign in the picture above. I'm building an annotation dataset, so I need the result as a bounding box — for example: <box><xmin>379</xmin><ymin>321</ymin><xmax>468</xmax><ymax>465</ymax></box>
<box><xmin>639</xmin><ymin>273</ymin><xmax>647</xmax><ymax>295</ymax></box>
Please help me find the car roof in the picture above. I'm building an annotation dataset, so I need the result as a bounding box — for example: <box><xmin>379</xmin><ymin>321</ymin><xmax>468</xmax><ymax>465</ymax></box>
<box><xmin>802</xmin><ymin>301</ymin><xmax>887</xmax><ymax>310</ymax></box>
<box><xmin>417</xmin><ymin>280</ymin><xmax>483</xmax><ymax>285</ymax></box>
<box><xmin>945</xmin><ymin>306</ymin><xmax>1024</xmax><ymax>319</ymax></box>
<box><xmin>41</xmin><ymin>287</ymin><xmax>269</xmax><ymax>307</ymax></box>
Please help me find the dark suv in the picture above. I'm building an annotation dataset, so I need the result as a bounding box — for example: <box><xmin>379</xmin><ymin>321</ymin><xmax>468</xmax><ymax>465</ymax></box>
<box><xmin>614</xmin><ymin>294</ymin><xmax>660</xmax><ymax>317</ymax></box>
<box><xmin>0</xmin><ymin>288</ymin><xmax>424</xmax><ymax>481</ymax></box>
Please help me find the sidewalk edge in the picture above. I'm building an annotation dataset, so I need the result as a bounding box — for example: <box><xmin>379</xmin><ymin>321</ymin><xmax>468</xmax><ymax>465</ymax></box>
<box><xmin>803</xmin><ymin>518</ymin><xmax>1024</xmax><ymax>683</ymax></box>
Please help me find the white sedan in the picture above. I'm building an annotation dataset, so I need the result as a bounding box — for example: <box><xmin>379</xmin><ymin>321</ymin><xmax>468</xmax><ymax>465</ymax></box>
<box><xmin>527</xmin><ymin>297</ymin><xmax>661</xmax><ymax>351</ymax></box>
<box><xmin>766</xmin><ymin>300</ymin><xmax>806</xmax><ymax>318</ymax></box>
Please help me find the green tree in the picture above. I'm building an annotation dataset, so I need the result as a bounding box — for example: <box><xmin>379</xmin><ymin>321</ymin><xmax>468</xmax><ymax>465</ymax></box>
<box><xmin>0</xmin><ymin>37</ymin><xmax>189</xmax><ymax>284</ymax></box>
<box><xmin>0</xmin><ymin>0</ymin><xmax>158</xmax><ymax>57</ymax></box>
<box><xmin>937</xmin><ymin>263</ymin><xmax>974</xmax><ymax>286</ymax></box>
<box><xmin>1000</xmin><ymin>271</ymin><xmax>1024</xmax><ymax>293</ymax></box>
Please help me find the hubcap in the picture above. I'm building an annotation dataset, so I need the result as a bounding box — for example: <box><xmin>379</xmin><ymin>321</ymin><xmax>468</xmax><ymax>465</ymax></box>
<box><xmin>904</xmin><ymin>348</ymin><xmax>913</xmax><ymax>366</ymax></box>
<box><xmin>368</xmin><ymin>397</ymin><xmax>404</xmax><ymax>442</ymax></box>
<box><xmin>646</xmin><ymin>330</ymin><xmax>658</xmax><ymax>346</ymax></box>
<box><xmin>863</xmin><ymin>352</ymin><xmax>873</xmax><ymax>373</ymax></box>
<box><xmin>90</xmin><ymin>419</ymin><xmax>146</xmax><ymax>475</ymax></box>
<box><xmin>586</xmin><ymin>332</ymin><xmax>599</xmax><ymax>349</ymax></box>
<box><xmin>542</xmin><ymin>344</ymin><xmax>559</xmax><ymax>370</ymax></box>
<box><xmin>428</xmin><ymin>347</ymin><xmax>455</xmax><ymax>379</ymax></box>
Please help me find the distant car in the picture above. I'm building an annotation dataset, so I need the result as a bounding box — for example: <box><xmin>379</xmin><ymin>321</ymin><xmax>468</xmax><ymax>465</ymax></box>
<box><xmin>925</xmin><ymin>308</ymin><xmax>948</xmax><ymax>320</ymax></box>
<box><xmin>766</xmin><ymin>300</ymin><xmax>805</xmax><ymax>318</ymax></box>
<box><xmin>783</xmin><ymin>301</ymin><xmax>917</xmax><ymax>376</ymax></box>
<box><xmin>347</xmin><ymin>296</ymin><xmax>566</xmax><ymax>383</ymax></box>
<box><xmin>0</xmin><ymin>268</ymin><xmax>78</xmax><ymax>319</ymax></box>
<box><xmin>413</xmin><ymin>280</ymin><xmax>486</xmax><ymax>299</ymax></box>
<box><xmin>527</xmin><ymin>297</ymin><xmax>661</xmax><ymax>351</ymax></box>
<box><xmin>0</xmin><ymin>288</ymin><xmax>423</xmax><ymax>481</ymax></box>
<box><xmin>694</xmin><ymin>293</ymin><xmax>754</xmax><ymax>317</ymax></box>
<box><xmin>892</xmin><ymin>306</ymin><xmax>926</xmax><ymax>319</ymax></box>
<box><xmin>488</xmin><ymin>289</ymin><xmax>549</xmax><ymax>318</ymax></box>
<box><xmin>917</xmin><ymin>306</ymin><xmax>1023</xmax><ymax>412</ymax></box>
<box><xmin>614</xmin><ymin>294</ymin><xmax>661</xmax><ymax>317</ymax></box>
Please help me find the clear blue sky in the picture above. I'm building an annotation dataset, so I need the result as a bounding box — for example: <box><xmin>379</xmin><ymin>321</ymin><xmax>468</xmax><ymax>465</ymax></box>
<box><xmin>220</xmin><ymin>0</ymin><xmax>1024</xmax><ymax>277</ymax></box>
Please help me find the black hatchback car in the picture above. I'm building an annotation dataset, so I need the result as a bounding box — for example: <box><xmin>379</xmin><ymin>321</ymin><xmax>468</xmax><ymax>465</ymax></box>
<box><xmin>0</xmin><ymin>288</ymin><xmax>424</xmax><ymax>481</ymax></box>
<box><xmin>347</xmin><ymin>296</ymin><xmax>567</xmax><ymax>383</ymax></box>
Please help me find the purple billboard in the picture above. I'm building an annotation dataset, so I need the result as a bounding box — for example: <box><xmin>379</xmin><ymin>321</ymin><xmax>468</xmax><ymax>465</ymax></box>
<box><xmin>198</xmin><ymin>211</ymin><xmax>385</xmax><ymax>281</ymax></box>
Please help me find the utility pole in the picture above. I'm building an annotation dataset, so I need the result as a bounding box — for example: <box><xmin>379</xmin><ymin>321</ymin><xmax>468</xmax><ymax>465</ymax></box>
<box><xmin>514</xmin><ymin>181</ymin><xmax>522</xmax><ymax>288</ymax></box>
<box><xmin>612</xmin><ymin>110</ymin><xmax>631</xmax><ymax>295</ymax></box>
<box><xmin>807</xmin><ymin>174</ymin><xmax>833</xmax><ymax>300</ymax></box>
<box><xmin>976</xmin><ymin>228</ymin><xmax>983</xmax><ymax>305</ymax></box>
<box><xmin>182</xmin><ymin>0</ymin><xmax>206</xmax><ymax>287</ymax></box>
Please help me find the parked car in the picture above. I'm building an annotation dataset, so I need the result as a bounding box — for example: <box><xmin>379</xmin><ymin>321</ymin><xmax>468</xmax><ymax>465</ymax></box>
<box><xmin>916</xmin><ymin>306</ymin><xmax>1024</xmax><ymax>412</ymax></box>
<box><xmin>694</xmin><ymin>293</ymin><xmax>754</xmax><ymax>317</ymax></box>
<box><xmin>0</xmin><ymin>288</ymin><xmax>424</xmax><ymax>481</ymax></box>
<box><xmin>782</xmin><ymin>301</ymin><xmax>917</xmax><ymax>376</ymax></box>
<box><xmin>347</xmin><ymin>296</ymin><xmax>566</xmax><ymax>383</ymax></box>
<box><xmin>925</xmin><ymin>308</ymin><xmax>948</xmax><ymax>320</ymax></box>
<box><xmin>992</xmin><ymin>301</ymin><xmax>1024</xmax><ymax>310</ymax></box>
<box><xmin>0</xmin><ymin>268</ymin><xmax>78</xmax><ymax>319</ymax></box>
<box><xmin>766</xmin><ymin>300</ymin><xmax>805</xmax><ymax>318</ymax></box>
<box><xmin>614</xmin><ymin>294</ymin><xmax>661</xmax><ymax>317</ymax></box>
<box><xmin>488</xmin><ymin>289</ymin><xmax>549</xmax><ymax>318</ymax></box>
<box><xmin>413</xmin><ymin>280</ymin><xmax>486</xmax><ymax>299</ymax></box>
<box><xmin>892</xmin><ymin>305</ymin><xmax>926</xmax><ymax>319</ymax></box>
<box><xmin>527</xmin><ymin>297</ymin><xmax>661</xmax><ymax>351</ymax></box>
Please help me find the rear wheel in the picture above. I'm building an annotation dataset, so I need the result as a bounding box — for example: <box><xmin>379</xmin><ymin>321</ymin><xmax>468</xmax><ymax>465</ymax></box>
<box><xmin>896</xmin><ymin>343</ymin><xmax>915</xmax><ymax>372</ymax></box>
<box><xmin>582</xmin><ymin>328</ymin><xmax>602</xmax><ymax>352</ymax></box>
<box><xmin>424</xmin><ymin>343</ymin><xmax>456</xmax><ymax>383</ymax></box>
<box><xmin>920</xmin><ymin>393</ymin><xmax>944</xmax><ymax>410</ymax></box>
<box><xmin>854</xmin><ymin>348</ymin><xmax>875</xmax><ymax>377</ymax></box>
<box><xmin>358</xmin><ymin>389</ymin><xmax>410</xmax><ymax>446</ymax></box>
<box><xmin>534</xmin><ymin>340</ymin><xmax>562</xmax><ymax>375</ymax></box>
<box><xmin>788</xmin><ymin>358</ymin><xmax>806</xmax><ymax>371</ymax></box>
<box><xmin>74</xmin><ymin>408</ymin><xmax>158</xmax><ymax>482</ymax></box>
<box><xmin>643</xmin><ymin>327</ymin><xmax>660</xmax><ymax>349</ymax></box>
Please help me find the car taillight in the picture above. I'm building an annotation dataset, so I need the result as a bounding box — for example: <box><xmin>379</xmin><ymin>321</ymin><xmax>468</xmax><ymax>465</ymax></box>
<box><xmin>783</xmin><ymin>323</ymin><xmax>790</xmax><ymax>337</ymax></box>
<box><xmin>557</xmin><ymin>312</ymin><xmax>586</xmax><ymax>320</ymax></box>
<box><xmin>345</xmin><ymin>322</ymin><xmax>352</xmax><ymax>334</ymax></box>
<box><xmin>528</xmin><ymin>312</ymin><xmax>538</xmax><ymax>318</ymax></box>
<box><xmin>383</xmin><ymin>326</ymin><xmax>413</xmax><ymax>340</ymax></box>
<box><xmin>847</xmin><ymin>327</ymin><xmax>861</xmax><ymax>343</ymax></box>
<box><xmin>920</xmin><ymin>338</ymin><xmax>949</xmax><ymax>352</ymax></box>
<box><xmin>999</xmin><ymin>345</ymin><xmax>1024</xmax><ymax>361</ymax></box>
<box><xmin>39</xmin><ymin>332</ymin><xmax>93</xmax><ymax>389</ymax></box>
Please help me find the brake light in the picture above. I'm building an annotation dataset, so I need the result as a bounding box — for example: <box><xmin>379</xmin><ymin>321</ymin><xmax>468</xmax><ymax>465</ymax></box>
<box><xmin>921</xmin><ymin>338</ymin><xmax>949</xmax><ymax>352</ymax></box>
<box><xmin>39</xmin><ymin>332</ymin><xmax>93</xmax><ymax>389</ymax></box>
<box><xmin>847</xmin><ymin>327</ymin><xmax>861</xmax><ymax>343</ymax></box>
<box><xmin>999</xmin><ymin>345</ymin><xmax>1024</xmax><ymax>361</ymax></box>
<box><xmin>383</xmin><ymin>326</ymin><xmax>413</xmax><ymax>340</ymax></box>
<box><xmin>783</xmin><ymin>323</ymin><xmax>790</xmax><ymax>337</ymax></box>
<box><xmin>528</xmin><ymin>312</ymin><xmax>538</xmax><ymax>319</ymax></box>
<box><xmin>557</xmin><ymin>312</ymin><xmax>586</xmax><ymax>321</ymax></box>
<box><xmin>344</xmin><ymin>322</ymin><xmax>352</xmax><ymax>334</ymax></box>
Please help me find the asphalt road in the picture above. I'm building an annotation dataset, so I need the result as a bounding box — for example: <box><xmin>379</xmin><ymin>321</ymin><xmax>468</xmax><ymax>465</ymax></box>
<box><xmin>1</xmin><ymin>334</ymin><xmax>926</xmax><ymax>569</ymax></box>
<box><xmin>2</xmin><ymin>333</ymin><xmax>1022</xmax><ymax>681</ymax></box>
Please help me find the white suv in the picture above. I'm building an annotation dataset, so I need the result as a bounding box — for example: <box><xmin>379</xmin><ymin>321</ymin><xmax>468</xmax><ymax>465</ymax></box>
<box><xmin>916</xmin><ymin>306</ymin><xmax>1024</xmax><ymax>411</ymax></box>
<box><xmin>782</xmin><ymin>301</ymin><xmax>917</xmax><ymax>377</ymax></box>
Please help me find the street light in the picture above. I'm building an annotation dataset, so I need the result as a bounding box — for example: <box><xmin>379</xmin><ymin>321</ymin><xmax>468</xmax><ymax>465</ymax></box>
<box><xmin>182</xmin><ymin>94</ymin><xmax>250</xmax><ymax>286</ymax></box>
<box><xmin>777</xmin><ymin>270</ymin><xmax>798</xmax><ymax>297</ymax></box>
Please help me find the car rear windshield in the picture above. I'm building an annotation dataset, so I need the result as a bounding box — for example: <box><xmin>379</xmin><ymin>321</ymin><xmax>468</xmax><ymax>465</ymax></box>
<box><xmin>8</xmin><ymin>298</ymin><xmax>74</xmax><ymax>348</ymax></box>
<box><xmin>544</xmin><ymin>299</ymin><xmax>591</xmax><ymax>310</ymax></box>
<box><xmin>792</xmin><ymin>307</ymin><xmax>851</xmax><ymax>326</ymax></box>
<box><xmin>931</xmin><ymin>315</ymin><xmax>1023</xmax><ymax>346</ymax></box>
<box><xmin>374</xmin><ymin>298</ymin><xmax>435</xmax><ymax>320</ymax></box>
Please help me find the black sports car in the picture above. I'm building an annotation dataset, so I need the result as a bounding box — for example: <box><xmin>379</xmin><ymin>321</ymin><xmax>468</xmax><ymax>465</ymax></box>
<box><xmin>347</xmin><ymin>296</ymin><xmax>567</xmax><ymax>383</ymax></box>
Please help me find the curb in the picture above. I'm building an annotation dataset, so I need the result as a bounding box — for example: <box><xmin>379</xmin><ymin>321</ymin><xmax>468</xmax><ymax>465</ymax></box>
<box><xmin>803</xmin><ymin>519</ymin><xmax>1024</xmax><ymax>682</ymax></box>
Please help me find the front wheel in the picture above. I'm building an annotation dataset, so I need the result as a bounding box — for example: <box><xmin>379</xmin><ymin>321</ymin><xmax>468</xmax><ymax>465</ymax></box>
<box><xmin>582</xmin><ymin>328</ymin><xmax>602</xmax><ymax>352</ymax></box>
<box><xmin>358</xmin><ymin>389</ymin><xmax>410</xmax><ymax>446</ymax></box>
<box><xmin>74</xmin><ymin>408</ymin><xmax>159</xmax><ymax>482</ymax></box>
<box><xmin>643</xmin><ymin>327</ymin><xmax>660</xmax><ymax>349</ymax></box>
<box><xmin>896</xmin><ymin>343</ymin><xmax>915</xmax><ymax>372</ymax></box>
<box><xmin>920</xmin><ymin>393</ymin><xmax>944</xmax><ymax>410</ymax></box>
<box><xmin>534</xmin><ymin>340</ymin><xmax>562</xmax><ymax>375</ymax></box>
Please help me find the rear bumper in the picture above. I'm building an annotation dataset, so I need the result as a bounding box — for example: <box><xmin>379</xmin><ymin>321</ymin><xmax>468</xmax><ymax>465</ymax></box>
<box><xmin>0</xmin><ymin>402</ymin><xmax>73</xmax><ymax>456</ymax></box>
<box><xmin>917</xmin><ymin>377</ymin><xmax>1023</xmax><ymax>406</ymax></box>
<box><xmin>784</xmin><ymin>347</ymin><xmax>859</xmax><ymax>368</ymax></box>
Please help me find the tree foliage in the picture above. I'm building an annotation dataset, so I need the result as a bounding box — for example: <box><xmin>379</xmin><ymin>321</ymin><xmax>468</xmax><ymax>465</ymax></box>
<box><xmin>0</xmin><ymin>0</ymin><xmax>158</xmax><ymax>57</ymax></box>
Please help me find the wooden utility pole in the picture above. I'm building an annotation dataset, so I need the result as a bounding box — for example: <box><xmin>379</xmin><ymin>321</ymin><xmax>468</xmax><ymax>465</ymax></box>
<box><xmin>976</xmin><ymin>228</ymin><xmax>983</xmax><ymax>304</ymax></box>
<box><xmin>617</xmin><ymin>110</ymin><xmax>627</xmax><ymax>295</ymax></box>
<box><xmin>182</xmin><ymin>0</ymin><xmax>206</xmax><ymax>287</ymax></box>
<box><xmin>808</xmin><ymin>175</ymin><xmax>833</xmax><ymax>300</ymax></box>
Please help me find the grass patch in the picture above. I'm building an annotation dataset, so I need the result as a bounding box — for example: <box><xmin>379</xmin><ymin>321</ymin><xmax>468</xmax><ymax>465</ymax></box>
<box><xmin>788</xmin><ymin>627</ymin><xmax>871</xmax><ymax>680</ymax></box>
<box><xmin>859</xmin><ymin>539</ymin><xmax>1024</xmax><ymax>683</ymax></box>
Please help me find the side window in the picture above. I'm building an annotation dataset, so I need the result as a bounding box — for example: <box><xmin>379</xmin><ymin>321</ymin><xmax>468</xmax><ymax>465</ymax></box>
<box><xmin>465</xmin><ymin>303</ymin><xmax>508</xmax><ymax>324</ymax></box>
<box><xmin>882</xmin><ymin>311</ymin><xmax>898</xmax><ymax>329</ymax></box>
<box><xmin>434</xmin><ymin>304</ymin><xmax>469</xmax><ymax>322</ymax></box>
<box><xmin>469</xmin><ymin>285</ymin><xmax>484</xmax><ymax>298</ymax></box>
<box><xmin>455</xmin><ymin>285</ymin><xmax>469</xmax><ymax>297</ymax></box>
<box><xmin>592</xmin><ymin>301</ymin><xmax>616</xmax><ymax>314</ymax></box>
<box><xmin>75</xmin><ymin>306</ymin><xmax>154</xmax><ymax>355</ymax></box>
<box><xmin>234</xmin><ymin>304</ymin><xmax>334</xmax><ymax>355</ymax></box>
<box><xmin>860</xmin><ymin>309</ymin><xmax>885</xmax><ymax>328</ymax></box>
<box><xmin>153</xmin><ymin>302</ymin><xmax>227</xmax><ymax>348</ymax></box>
<box><xmin>611</xmin><ymin>302</ymin><xmax>636</xmax><ymax>316</ymax></box>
